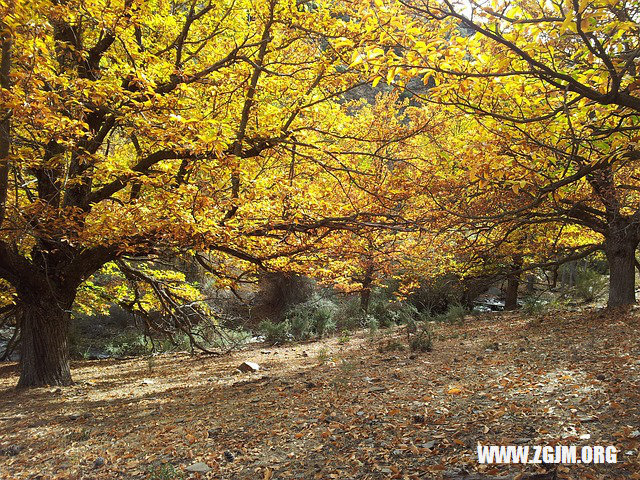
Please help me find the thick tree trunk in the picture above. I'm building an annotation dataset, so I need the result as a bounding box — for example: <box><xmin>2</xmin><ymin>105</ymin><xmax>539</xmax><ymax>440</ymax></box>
<box><xmin>360</xmin><ymin>280</ymin><xmax>372</xmax><ymax>314</ymax></box>
<box><xmin>360</xmin><ymin>264</ymin><xmax>374</xmax><ymax>314</ymax></box>
<box><xmin>504</xmin><ymin>255</ymin><xmax>522</xmax><ymax>311</ymax></box>
<box><xmin>504</xmin><ymin>276</ymin><xmax>519</xmax><ymax>311</ymax></box>
<box><xmin>606</xmin><ymin>240</ymin><xmax>637</xmax><ymax>308</ymax></box>
<box><xmin>526</xmin><ymin>274</ymin><xmax>535</xmax><ymax>294</ymax></box>
<box><xmin>17</xmin><ymin>292</ymin><xmax>73</xmax><ymax>388</ymax></box>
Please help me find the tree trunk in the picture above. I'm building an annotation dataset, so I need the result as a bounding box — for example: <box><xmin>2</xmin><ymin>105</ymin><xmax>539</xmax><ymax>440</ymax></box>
<box><xmin>568</xmin><ymin>261</ymin><xmax>577</xmax><ymax>288</ymax></box>
<box><xmin>360</xmin><ymin>265</ymin><xmax>374</xmax><ymax>314</ymax></box>
<box><xmin>504</xmin><ymin>276</ymin><xmax>519</xmax><ymax>310</ymax></box>
<box><xmin>526</xmin><ymin>274</ymin><xmax>535</xmax><ymax>294</ymax></box>
<box><xmin>504</xmin><ymin>256</ymin><xmax>522</xmax><ymax>311</ymax></box>
<box><xmin>606</xmin><ymin>240</ymin><xmax>637</xmax><ymax>308</ymax></box>
<box><xmin>17</xmin><ymin>292</ymin><xmax>73</xmax><ymax>387</ymax></box>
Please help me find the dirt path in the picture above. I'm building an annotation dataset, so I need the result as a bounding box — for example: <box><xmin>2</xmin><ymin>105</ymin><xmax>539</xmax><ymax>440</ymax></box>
<box><xmin>1</xmin><ymin>310</ymin><xmax>639</xmax><ymax>479</ymax></box>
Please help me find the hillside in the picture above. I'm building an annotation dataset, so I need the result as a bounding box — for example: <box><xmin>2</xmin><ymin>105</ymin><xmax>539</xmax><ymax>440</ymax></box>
<box><xmin>1</xmin><ymin>310</ymin><xmax>639</xmax><ymax>480</ymax></box>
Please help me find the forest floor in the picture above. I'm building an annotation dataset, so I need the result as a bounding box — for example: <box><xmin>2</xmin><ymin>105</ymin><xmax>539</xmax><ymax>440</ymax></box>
<box><xmin>1</xmin><ymin>309</ymin><xmax>639</xmax><ymax>480</ymax></box>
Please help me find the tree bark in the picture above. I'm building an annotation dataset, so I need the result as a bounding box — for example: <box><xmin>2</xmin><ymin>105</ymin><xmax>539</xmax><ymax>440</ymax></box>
<box><xmin>606</xmin><ymin>239</ymin><xmax>638</xmax><ymax>308</ymax></box>
<box><xmin>526</xmin><ymin>274</ymin><xmax>535</xmax><ymax>294</ymax></box>
<box><xmin>17</xmin><ymin>291</ymin><xmax>74</xmax><ymax>388</ymax></box>
<box><xmin>360</xmin><ymin>263</ymin><xmax>374</xmax><ymax>314</ymax></box>
<box><xmin>504</xmin><ymin>256</ymin><xmax>522</xmax><ymax>311</ymax></box>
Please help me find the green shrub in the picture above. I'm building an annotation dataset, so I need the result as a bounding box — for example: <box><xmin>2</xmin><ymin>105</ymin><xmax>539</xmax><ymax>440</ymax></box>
<box><xmin>408</xmin><ymin>275</ymin><xmax>464</xmax><ymax>315</ymax></box>
<box><xmin>148</xmin><ymin>464</ymin><xmax>184</xmax><ymax>480</ymax></box>
<box><xmin>258</xmin><ymin>320</ymin><xmax>291</xmax><ymax>344</ymax></box>
<box><xmin>316</xmin><ymin>347</ymin><xmax>330</xmax><ymax>364</ymax></box>
<box><xmin>314</xmin><ymin>303</ymin><xmax>337</xmax><ymax>337</ymax></box>
<box><xmin>575</xmin><ymin>268</ymin><xmax>607</xmax><ymax>302</ymax></box>
<box><xmin>366</xmin><ymin>315</ymin><xmax>379</xmax><ymax>334</ymax></box>
<box><xmin>289</xmin><ymin>314</ymin><xmax>312</xmax><ymax>341</ymax></box>
<box><xmin>430</xmin><ymin>303</ymin><xmax>466</xmax><ymax>324</ymax></box>
<box><xmin>338</xmin><ymin>329</ymin><xmax>351</xmax><ymax>344</ymax></box>
<box><xmin>104</xmin><ymin>331</ymin><xmax>150</xmax><ymax>357</ymax></box>
<box><xmin>440</xmin><ymin>303</ymin><xmax>466</xmax><ymax>324</ymax></box>
<box><xmin>409</xmin><ymin>325</ymin><xmax>433</xmax><ymax>352</ymax></box>
<box><xmin>521</xmin><ymin>296</ymin><xmax>547</xmax><ymax>315</ymax></box>
<box><xmin>369</xmin><ymin>300</ymin><xmax>396</xmax><ymax>328</ymax></box>
<box><xmin>283</xmin><ymin>296</ymin><xmax>337</xmax><ymax>340</ymax></box>
<box><xmin>377</xmin><ymin>338</ymin><xmax>405</xmax><ymax>352</ymax></box>
<box><xmin>369</xmin><ymin>299</ymin><xmax>425</xmax><ymax>328</ymax></box>
<box><xmin>335</xmin><ymin>298</ymin><xmax>363</xmax><ymax>330</ymax></box>
<box><xmin>205</xmin><ymin>327</ymin><xmax>253</xmax><ymax>349</ymax></box>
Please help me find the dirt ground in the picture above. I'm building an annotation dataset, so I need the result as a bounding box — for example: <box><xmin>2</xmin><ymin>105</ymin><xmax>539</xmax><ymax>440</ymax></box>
<box><xmin>1</xmin><ymin>309</ymin><xmax>639</xmax><ymax>480</ymax></box>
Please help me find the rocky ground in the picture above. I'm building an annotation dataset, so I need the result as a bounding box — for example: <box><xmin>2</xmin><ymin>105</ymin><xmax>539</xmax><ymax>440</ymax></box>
<box><xmin>1</xmin><ymin>309</ymin><xmax>639</xmax><ymax>480</ymax></box>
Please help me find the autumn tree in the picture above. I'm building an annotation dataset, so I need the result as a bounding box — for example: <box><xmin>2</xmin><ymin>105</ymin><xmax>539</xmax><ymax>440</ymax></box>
<box><xmin>0</xmin><ymin>0</ymin><xmax>413</xmax><ymax>387</ymax></box>
<box><xmin>361</xmin><ymin>0</ymin><xmax>640</xmax><ymax>306</ymax></box>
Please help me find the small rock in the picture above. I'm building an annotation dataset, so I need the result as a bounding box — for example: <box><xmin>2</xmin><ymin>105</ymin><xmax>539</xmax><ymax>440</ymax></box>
<box><xmin>513</xmin><ymin>437</ymin><xmax>532</xmax><ymax>444</ymax></box>
<box><xmin>93</xmin><ymin>457</ymin><xmax>105</xmax><ymax>469</ymax></box>
<box><xmin>1</xmin><ymin>445</ymin><xmax>22</xmax><ymax>456</ymax></box>
<box><xmin>579</xmin><ymin>433</ymin><xmax>591</xmax><ymax>440</ymax></box>
<box><xmin>596</xmin><ymin>373</ymin><xmax>606</xmax><ymax>381</ymax></box>
<box><xmin>412</xmin><ymin>414</ymin><xmax>426</xmax><ymax>424</ymax></box>
<box><xmin>629</xmin><ymin>430</ymin><xmax>640</xmax><ymax>439</ymax></box>
<box><xmin>578</xmin><ymin>416</ymin><xmax>597</xmax><ymax>423</ymax></box>
<box><xmin>51</xmin><ymin>388</ymin><xmax>62</xmax><ymax>395</ymax></box>
<box><xmin>141</xmin><ymin>378</ymin><xmax>155</xmax><ymax>385</ymax></box>
<box><xmin>237</xmin><ymin>361</ymin><xmax>260</xmax><ymax>373</ymax></box>
<box><xmin>185</xmin><ymin>462</ymin><xmax>211</xmax><ymax>473</ymax></box>
<box><xmin>380</xmin><ymin>468</ymin><xmax>392</xmax><ymax>474</ymax></box>
<box><xmin>356</xmin><ymin>411</ymin><xmax>365</xmax><ymax>416</ymax></box>
<box><xmin>422</xmin><ymin>440</ymin><xmax>436</xmax><ymax>449</ymax></box>
<box><xmin>223</xmin><ymin>451</ymin><xmax>235</xmax><ymax>462</ymax></box>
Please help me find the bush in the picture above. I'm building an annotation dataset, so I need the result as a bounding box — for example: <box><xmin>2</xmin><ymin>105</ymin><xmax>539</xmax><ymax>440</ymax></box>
<box><xmin>409</xmin><ymin>325</ymin><xmax>433</xmax><ymax>352</ymax></box>
<box><xmin>251</xmin><ymin>273</ymin><xmax>316</xmax><ymax>322</ymax></box>
<box><xmin>408</xmin><ymin>275</ymin><xmax>464</xmax><ymax>314</ymax></box>
<box><xmin>104</xmin><ymin>331</ymin><xmax>151</xmax><ymax>357</ymax></box>
<box><xmin>283</xmin><ymin>295</ymin><xmax>337</xmax><ymax>340</ymax></box>
<box><xmin>521</xmin><ymin>296</ymin><xmax>547</xmax><ymax>315</ymax></box>
<box><xmin>289</xmin><ymin>314</ymin><xmax>312</xmax><ymax>341</ymax></box>
<box><xmin>366</xmin><ymin>295</ymin><xmax>425</xmax><ymax>329</ymax></box>
<box><xmin>314</xmin><ymin>303</ymin><xmax>337</xmax><ymax>337</ymax></box>
<box><xmin>439</xmin><ymin>303</ymin><xmax>466</xmax><ymax>324</ymax></box>
<box><xmin>148</xmin><ymin>464</ymin><xmax>184</xmax><ymax>480</ymax></box>
<box><xmin>258</xmin><ymin>320</ymin><xmax>291</xmax><ymax>344</ymax></box>
<box><xmin>377</xmin><ymin>338</ymin><xmax>406</xmax><ymax>352</ymax></box>
<box><xmin>334</xmin><ymin>297</ymin><xmax>364</xmax><ymax>330</ymax></box>
<box><xmin>575</xmin><ymin>268</ymin><xmax>607</xmax><ymax>302</ymax></box>
<box><xmin>366</xmin><ymin>315</ymin><xmax>379</xmax><ymax>334</ymax></box>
